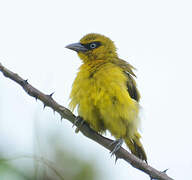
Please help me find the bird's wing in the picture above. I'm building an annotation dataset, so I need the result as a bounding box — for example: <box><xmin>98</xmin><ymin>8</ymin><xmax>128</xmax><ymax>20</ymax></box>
<box><xmin>113</xmin><ymin>58</ymin><xmax>140</xmax><ymax>102</ymax></box>
<box><xmin>115</xmin><ymin>58</ymin><xmax>137</xmax><ymax>77</ymax></box>
<box><xmin>125</xmin><ymin>72</ymin><xmax>140</xmax><ymax>102</ymax></box>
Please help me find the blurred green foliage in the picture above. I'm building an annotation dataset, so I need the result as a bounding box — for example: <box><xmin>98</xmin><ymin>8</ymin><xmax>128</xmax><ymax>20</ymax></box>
<box><xmin>0</xmin><ymin>133</ymin><xmax>99</xmax><ymax>180</ymax></box>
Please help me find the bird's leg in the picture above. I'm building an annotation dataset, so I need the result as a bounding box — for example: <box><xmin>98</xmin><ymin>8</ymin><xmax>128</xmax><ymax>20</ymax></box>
<box><xmin>109</xmin><ymin>138</ymin><xmax>123</xmax><ymax>156</ymax></box>
<box><xmin>73</xmin><ymin>116</ymin><xmax>85</xmax><ymax>133</ymax></box>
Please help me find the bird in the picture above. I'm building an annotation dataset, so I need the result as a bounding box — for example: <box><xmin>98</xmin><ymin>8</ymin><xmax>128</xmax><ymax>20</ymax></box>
<box><xmin>66</xmin><ymin>33</ymin><xmax>147</xmax><ymax>162</ymax></box>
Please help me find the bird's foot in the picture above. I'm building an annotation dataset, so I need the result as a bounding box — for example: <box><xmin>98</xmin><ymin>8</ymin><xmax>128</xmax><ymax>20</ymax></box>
<box><xmin>109</xmin><ymin>138</ymin><xmax>123</xmax><ymax>156</ymax></box>
<box><xmin>73</xmin><ymin>116</ymin><xmax>85</xmax><ymax>133</ymax></box>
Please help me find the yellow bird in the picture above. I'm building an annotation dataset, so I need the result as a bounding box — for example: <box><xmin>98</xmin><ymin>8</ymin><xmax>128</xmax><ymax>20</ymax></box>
<box><xmin>66</xmin><ymin>33</ymin><xmax>147</xmax><ymax>162</ymax></box>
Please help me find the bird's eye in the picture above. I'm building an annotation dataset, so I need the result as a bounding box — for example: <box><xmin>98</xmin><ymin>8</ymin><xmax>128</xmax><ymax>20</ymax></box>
<box><xmin>82</xmin><ymin>41</ymin><xmax>101</xmax><ymax>50</ymax></box>
<box><xmin>90</xmin><ymin>43</ymin><xmax>97</xmax><ymax>49</ymax></box>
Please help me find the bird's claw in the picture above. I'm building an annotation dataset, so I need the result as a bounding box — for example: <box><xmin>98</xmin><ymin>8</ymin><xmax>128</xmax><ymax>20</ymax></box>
<box><xmin>73</xmin><ymin>116</ymin><xmax>85</xmax><ymax>133</ymax></box>
<box><xmin>109</xmin><ymin>138</ymin><xmax>123</xmax><ymax>157</ymax></box>
<box><xmin>73</xmin><ymin>116</ymin><xmax>81</xmax><ymax>128</ymax></box>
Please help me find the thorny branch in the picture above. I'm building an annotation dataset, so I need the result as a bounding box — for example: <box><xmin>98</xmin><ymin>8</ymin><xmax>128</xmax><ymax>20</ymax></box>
<box><xmin>0</xmin><ymin>63</ymin><xmax>173</xmax><ymax>180</ymax></box>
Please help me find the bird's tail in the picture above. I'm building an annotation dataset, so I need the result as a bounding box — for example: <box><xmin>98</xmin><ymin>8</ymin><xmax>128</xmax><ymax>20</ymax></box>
<box><xmin>124</xmin><ymin>132</ymin><xmax>147</xmax><ymax>162</ymax></box>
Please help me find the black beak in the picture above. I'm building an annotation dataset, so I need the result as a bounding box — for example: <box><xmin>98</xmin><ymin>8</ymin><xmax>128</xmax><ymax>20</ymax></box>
<box><xmin>65</xmin><ymin>43</ymin><xmax>88</xmax><ymax>52</ymax></box>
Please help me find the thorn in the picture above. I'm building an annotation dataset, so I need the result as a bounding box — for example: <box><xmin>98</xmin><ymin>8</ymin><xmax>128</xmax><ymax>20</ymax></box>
<box><xmin>21</xmin><ymin>79</ymin><xmax>28</xmax><ymax>85</ymax></box>
<box><xmin>49</xmin><ymin>92</ymin><xmax>55</xmax><ymax>97</ymax></box>
<box><xmin>24</xmin><ymin>79</ymin><xmax>28</xmax><ymax>84</ymax></box>
<box><xmin>163</xmin><ymin>169</ymin><xmax>169</xmax><ymax>173</ymax></box>
<box><xmin>150</xmin><ymin>169</ymin><xmax>169</xmax><ymax>180</ymax></box>
<box><xmin>43</xmin><ymin>104</ymin><xmax>46</xmax><ymax>109</ymax></box>
<box><xmin>60</xmin><ymin>116</ymin><xmax>63</xmax><ymax>122</ymax></box>
<box><xmin>115</xmin><ymin>156</ymin><xmax>119</xmax><ymax>164</ymax></box>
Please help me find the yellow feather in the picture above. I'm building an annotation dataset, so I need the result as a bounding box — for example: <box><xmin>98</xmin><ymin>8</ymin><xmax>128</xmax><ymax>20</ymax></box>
<box><xmin>67</xmin><ymin>33</ymin><xmax>147</xmax><ymax>161</ymax></box>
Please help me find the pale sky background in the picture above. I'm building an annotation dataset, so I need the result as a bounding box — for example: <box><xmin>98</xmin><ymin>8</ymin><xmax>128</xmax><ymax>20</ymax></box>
<box><xmin>0</xmin><ymin>0</ymin><xmax>192</xmax><ymax>179</ymax></box>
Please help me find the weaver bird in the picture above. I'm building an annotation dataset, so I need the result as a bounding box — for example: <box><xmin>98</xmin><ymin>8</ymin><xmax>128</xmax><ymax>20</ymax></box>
<box><xmin>66</xmin><ymin>33</ymin><xmax>147</xmax><ymax>162</ymax></box>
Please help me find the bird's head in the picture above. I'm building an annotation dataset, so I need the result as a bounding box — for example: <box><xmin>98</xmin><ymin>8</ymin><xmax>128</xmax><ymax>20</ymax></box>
<box><xmin>66</xmin><ymin>33</ymin><xmax>117</xmax><ymax>63</ymax></box>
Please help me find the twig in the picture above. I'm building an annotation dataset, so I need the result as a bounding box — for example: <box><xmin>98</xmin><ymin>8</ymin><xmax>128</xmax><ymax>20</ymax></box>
<box><xmin>0</xmin><ymin>63</ymin><xmax>174</xmax><ymax>180</ymax></box>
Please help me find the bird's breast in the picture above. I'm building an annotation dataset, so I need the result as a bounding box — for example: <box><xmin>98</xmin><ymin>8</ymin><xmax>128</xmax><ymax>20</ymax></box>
<box><xmin>69</xmin><ymin>61</ymin><xmax>129</xmax><ymax>111</ymax></box>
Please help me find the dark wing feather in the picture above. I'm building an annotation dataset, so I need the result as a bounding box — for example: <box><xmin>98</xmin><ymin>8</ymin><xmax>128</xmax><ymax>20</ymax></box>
<box><xmin>125</xmin><ymin>72</ymin><xmax>140</xmax><ymax>102</ymax></box>
<box><xmin>112</xmin><ymin>58</ymin><xmax>140</xmax><ymax>102</ymax></box>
